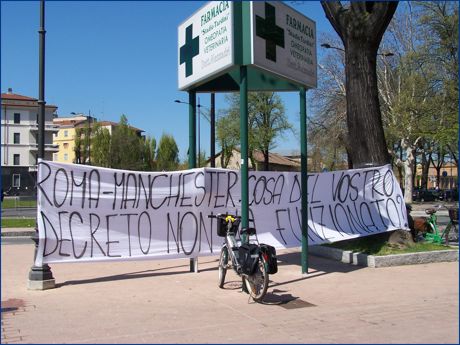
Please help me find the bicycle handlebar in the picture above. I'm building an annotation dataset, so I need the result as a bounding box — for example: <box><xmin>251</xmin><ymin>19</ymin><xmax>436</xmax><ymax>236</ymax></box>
<box><xmin>207</xmin><ymin>214</ymin><xmax>253</xmax><ymax>222</ymax></box>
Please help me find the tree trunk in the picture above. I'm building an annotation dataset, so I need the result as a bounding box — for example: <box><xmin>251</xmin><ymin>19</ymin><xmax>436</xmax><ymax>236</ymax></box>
<box><xmin>321</xmin><ymin>1</ymin><xmax>397</xmax><ymax>169</ymax></box>
<box><xmin>403</xmin><ymin>143</ymin><xmax>415</xmax><ymax>204</ymax></box>
<box><xmin>446</xmin><ymin>144</ymin><xmax>458</xmax><ymax>165</ymax></box>
<box><xmin>397</xmin><ymin>144</ymin><xmax>403</xmax><ymax>187</ymax></box>
<box><xmin>346</xmin><ymin>147</ymin><xmax>353</xmax><ymax>169</ymax></box>
<box><xmin>345</xmin><ymin>41</ymin><xmax>390</xmax><ymax>168</ymax></box>
<box><xmin>430</xmin><ymin>149</ymin><xmax>444</xmax><ymax>189</ymax></box>
<box><xmin>421</xmin><ymin>151</ymin><xmax>431</xmax><ymax>189</ymax></box>
<box><xmin>263</xmin><ymin>150</ymin><xmax>269</xmax><ymax>171</ymax></box>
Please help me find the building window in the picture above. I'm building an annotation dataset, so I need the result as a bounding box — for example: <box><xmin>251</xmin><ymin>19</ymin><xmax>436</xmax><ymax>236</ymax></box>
<box><xmin>64</xmin><ymin>153</ymin><xmax>68</xmax><ymax>161</ymax></box>
<box><xmin>13</xmin><ymin>133</ymin><xmax>20</xmax><ymax>144</ymax></box>
<box><xmin>53</xmin><ymin>153</ymin><xmax>58</xmax><ymax>161</ymax></box>
<box><xmin>13</xmin><ymin>154</ymin><xmax>20</xmax><ymax>165</ymax></box>
<box><xmin>12</xmin><ymin>174</ymin><xmax>20</xmax><ymax>188</ymax></box>
<box><xmin>14</xmin><ymin>113</ymin><xmax>20</xmax><ymax>124</ymax></box>
<box><xmin>63</xmin><ymin>143</ymin><xmax>69</xmax><ymax>149</ymax></box>
<box><xmin>64</xmin><ymin>130</ymin><xmax>68</xmax><ymax>137</ymax></box>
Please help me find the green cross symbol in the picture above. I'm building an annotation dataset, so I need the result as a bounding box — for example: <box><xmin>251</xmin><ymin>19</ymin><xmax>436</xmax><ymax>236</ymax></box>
<box><xmin>256</xmin><ymin>2</ymin><xmax>285</xmax><ymax>62</ymax></box>
<box><xmin>180</xmin><ymin>24</ymin><xmax>199</xmax><ymax>77</ymax></box>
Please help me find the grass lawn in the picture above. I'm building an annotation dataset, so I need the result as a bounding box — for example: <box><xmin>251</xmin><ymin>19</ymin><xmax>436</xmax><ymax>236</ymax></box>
<box><xmin>325</xmin><ymin>234</ymin><xmax>453</xmax><ymax>256</ymax></box>
<box><xmin>1</xmin><ymin>198</ymin><xmax>37</xmax><ymax>209</ymax></box>
<box><xmin>1</xmin><ymin>218</ymin><xmax>36</xmax><ymax>228</ymax></box>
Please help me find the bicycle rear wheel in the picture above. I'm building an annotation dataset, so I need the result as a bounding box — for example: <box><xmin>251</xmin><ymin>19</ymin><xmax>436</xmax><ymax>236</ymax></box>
<box><xmin>218</xmin><ymin>246</ymin><xmax>228</xmax><ymax>288</ymax></box>
<box><xmin>244</xmin><ymin>255</ymin><xmax>269</xmax><ymax>302</ymax></box>
<box><xmin>446</xmin><ymin>223</ymin><xmax>459</xmax><ymax>243</ymax></box>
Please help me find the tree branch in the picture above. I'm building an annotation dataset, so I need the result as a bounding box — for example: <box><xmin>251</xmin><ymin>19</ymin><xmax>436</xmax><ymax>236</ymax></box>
<box><xmin>321</xmin><ymin>1</ymin><xmax>347</xmax><ymax>41</ymax></box>
<box><xmin>368</xmin><ymin>2</ymin><xmax>399</xmax><ymax>45</ymax></box>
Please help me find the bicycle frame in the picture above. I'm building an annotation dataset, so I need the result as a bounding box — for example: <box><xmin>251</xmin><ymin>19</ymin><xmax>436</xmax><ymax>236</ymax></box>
<box><xmin>424</xmin><ymin>207</ymin><xmax>457</xmax><ymax>244</ymax></box>
<box><xmin>425</xmin><ymin>212</ymin><xmax>444</xmax><ymax>244</ymax></box>
<box><xmin>222</xmin><ymin>228</ymin><xmax>242</xmax><ymax>274</ymax></box>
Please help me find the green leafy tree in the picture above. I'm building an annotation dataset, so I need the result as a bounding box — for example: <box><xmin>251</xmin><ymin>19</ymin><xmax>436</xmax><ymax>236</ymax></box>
<box><xmin>156</xmin><ymin>133</ymin><xmax>179</xmax><ymax>171</ymax></box>
<box><xmin>141</xmin><ymin>136</ymin><xmax>157</xmax><ymax>171</ymax></box>
<box><xmin>109</xmin><ymin>115</ymin><xmax>146</xmax><ymax>171</ymax></box>
<box><xmin>218</xmin><ymin>92</ymin><xmax>292</xmax><ymax>171</ymax></box>
<box><xmin>74</xmin><ymin>128</ymin><xmax>82</xmax><ymax>164</ymax></box>
<box><xmin>88</xmin><ymin>116</ymin><xmax>159</xmax><ymax>171</ymax></box>
<box><xmin>91</xmin><ymin>123</ymin><xmax>111</xmax><ymax>168</ymax></box>
<box><xmin>216</xmin><ymin>109</ymin><xmax>240</xmax><ymax>168</ymax></box>
<box><xmin>417</xmin><ymin>1</ymin><xmax>458</xmax><ymax>166</ymax></box>
<box><xmin>74</xmin><ymin>122</ymin><xmax>91</xmax><ymax>164</ymax></box>
<box><xmin>198</xmin><ymin>150</ymin><xmax>208</xmax><ymax>168</ymax></box>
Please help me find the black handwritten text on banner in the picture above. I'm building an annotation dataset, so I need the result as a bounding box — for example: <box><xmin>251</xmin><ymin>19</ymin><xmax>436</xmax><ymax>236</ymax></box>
<box><xmin>35</xmin><ymin>160</ymin><xmax>408</xmax><ymax>265</ymax></box>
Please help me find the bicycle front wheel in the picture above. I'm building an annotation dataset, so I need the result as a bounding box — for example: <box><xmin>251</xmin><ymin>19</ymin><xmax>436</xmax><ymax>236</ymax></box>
<box><xmin>244</xmin><ymin>255</ymin><xmax>269</xmax><ymax>302</ymax></box>
<box><xmin>218</xmin><ymin>246</ymin><xmax>228</xmax><ymax>288</ymax></box>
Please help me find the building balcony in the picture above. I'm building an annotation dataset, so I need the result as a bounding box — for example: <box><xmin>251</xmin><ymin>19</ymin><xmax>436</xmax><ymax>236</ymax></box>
<box><xmin>29</xmin><ymin>143</ymin><xmax>59</xmax><ymax>152</ymax></box>
<box><xmin>29</xmin><ymin>124</ymin><xmax>60</xmax><ymax>133</ymax></box>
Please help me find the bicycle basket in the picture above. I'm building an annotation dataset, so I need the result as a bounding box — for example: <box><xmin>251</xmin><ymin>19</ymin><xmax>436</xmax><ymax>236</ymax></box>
<box><xmin>216</xmin><ymin>217</ymin><xmax>228</xmax><ymax>237</ymax></box>
<box><xmin>448</xmin><ymin>208</ymin><xmax>458</xmax><ymax>225</ymax></box>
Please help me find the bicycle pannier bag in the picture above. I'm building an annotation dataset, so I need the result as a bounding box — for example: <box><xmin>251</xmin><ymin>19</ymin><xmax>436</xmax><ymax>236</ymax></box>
<box><xmin>238</xmin><ymin>243</ymin><xmax>259</xmax><ymax>275</ymax></box>
<box><xmin>260</xmin><ymin>244</ymin><xmax>278</xmax><ymax>274</ymax></box>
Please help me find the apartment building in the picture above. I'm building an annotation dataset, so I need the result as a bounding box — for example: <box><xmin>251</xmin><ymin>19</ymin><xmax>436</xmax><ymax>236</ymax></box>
<box><xmin>1</xmin><ymin>88</ymin><xmax>59</xmax><ymax>195</ymax></box>
<box><xmin>53</xmin><ymin>114</ymin><xmax>96</xmax><ymax>163</ymax></box>
<box><xmin>53</xmin><ymin>116</ymin><xmax>144</xmax><ymax>164</ymax></box>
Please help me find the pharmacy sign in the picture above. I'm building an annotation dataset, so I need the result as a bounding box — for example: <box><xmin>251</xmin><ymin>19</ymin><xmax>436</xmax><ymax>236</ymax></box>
<box><xmin>178</xmin><ymin>1</ymin><xmax>234</xmax><ymax>90</ymax></box>
<box><xmin>178</xmin><ymin>1</ymin><xmax>316</xmax><ymax>91</ymax></box>
<box><xmin>252</xmin><ymin>1</ymin><xmax>317</xmax><ymax>88</ymax></box>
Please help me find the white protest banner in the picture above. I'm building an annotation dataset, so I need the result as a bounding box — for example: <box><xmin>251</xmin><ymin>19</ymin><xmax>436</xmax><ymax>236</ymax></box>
<box><xmin>35</xmin><ymin>160</ymin><xmax>408</xmax><ymax>266</ymax></box>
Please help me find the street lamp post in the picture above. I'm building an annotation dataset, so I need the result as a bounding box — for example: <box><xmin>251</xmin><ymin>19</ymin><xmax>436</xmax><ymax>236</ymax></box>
<box><xmin>28</xmin><ymin>0</ymin><xmax>55</xmax><ymax>290</ymax></box>
<box><xmin>175</xmin><ymin>95</ymin><xmax>213</xmax><ymax>273</ymax></box>
<box><xmin>174</xmin><ymin>98</ymin><xmax>212</xmax><ymax>167</ymax></box>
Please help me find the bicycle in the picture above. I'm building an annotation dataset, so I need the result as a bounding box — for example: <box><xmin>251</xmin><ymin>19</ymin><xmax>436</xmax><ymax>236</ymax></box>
<box><xmin>208</xmin><ymin>213</ymin><xmax>277</xmax><ymax>303</ymax></box>
<box><xmin>423</xmin><ymin>205</ymin><xmax>458</xmax><ymax>245</ymax></box>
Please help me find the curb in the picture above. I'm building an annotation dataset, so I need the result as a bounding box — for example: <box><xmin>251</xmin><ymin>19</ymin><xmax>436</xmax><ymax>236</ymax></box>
<box><xmin>1</xmin><ymin>231</ymin><xmax>35</xmax><ymax>237</ymax></box>
<box><xmin>309</xmin><ymin>245</ymin><xmax>459</xmax><ymax>268</ymax></box>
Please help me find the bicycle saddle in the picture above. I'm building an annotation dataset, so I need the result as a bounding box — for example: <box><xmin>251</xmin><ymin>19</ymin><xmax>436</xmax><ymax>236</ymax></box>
<box><xmin>240</xmin><ymin>227</ymin><xmax>256</xmax><ymax>236</ymax></box>
<box><xmin>425</xmin><ymin>208</ymin><xmax>437</xmax><ymax>215</ymax></box>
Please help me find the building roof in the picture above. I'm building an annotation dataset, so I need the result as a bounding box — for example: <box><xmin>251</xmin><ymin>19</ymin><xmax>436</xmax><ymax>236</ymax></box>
<box><xmin>74</xmin><ymin>120</ymin><xmax>144</xmax><ymax>133</ymax></box>
<box><xmin>54</xmin><ymin>119</ymin><xmax>87</xmax><ymax>127</ymax></box>
<box><xmin>213</xmin><ymin>148</ymin><xmax>300</xmax><ymax>168</ymax></box>
<box><xmin>99</xmin><ymin>121</ymin><xmax>144</xmax><ymax>133</ymax></box>
<box><xmin>1</xmin><ymin>92</ymin><xmax>57</xmax><ymax>109</ymax></box>
<box><xmin>1</xmin><ymin>93</ymin><xmax>37</xmax><ymax>101</ymax></box>
<box><xmin>251</xmin><ymin>150</ymin><xmax>300</xmax><ymax>167</ymax></box>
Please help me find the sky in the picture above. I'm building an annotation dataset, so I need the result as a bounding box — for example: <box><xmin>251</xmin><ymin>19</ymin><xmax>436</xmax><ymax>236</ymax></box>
<box><xmin>1</xmin><ymin>0</ymin><xmax>336</xmax><ymax>160</ymax></box>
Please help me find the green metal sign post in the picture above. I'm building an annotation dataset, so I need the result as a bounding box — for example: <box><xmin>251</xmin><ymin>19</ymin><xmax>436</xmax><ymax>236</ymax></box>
<box><xmin>300</xmin><ymin>87</ymin><xmax>308</xmax><ymax>274</ymax></box>
<box><xmin>239</xmin><ymin>66</ymin><xmax>249</xmax><ymax>238</ymax></box>
<box><xmin>188</xmin><ymin>90</ymin><xmax>197</xmax><ymax>272</ymax></box>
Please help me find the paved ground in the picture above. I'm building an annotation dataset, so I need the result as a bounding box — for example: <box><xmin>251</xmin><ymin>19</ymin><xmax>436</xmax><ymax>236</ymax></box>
<box><xmin>1</xmin><ymin>243</ymin><xmax>459</xmax><ymax>344</ymax></box>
